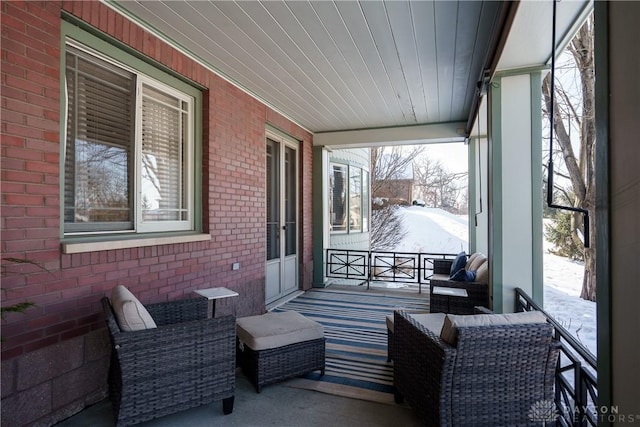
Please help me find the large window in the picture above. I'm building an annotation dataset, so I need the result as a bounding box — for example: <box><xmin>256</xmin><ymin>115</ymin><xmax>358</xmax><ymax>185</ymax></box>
<box><xmin>64</xmin><ymin>43</ymin><xmax>195</xmax><ymax>235</ymax></box>
<box><xmin>329</xmin><ymin>163</ymin><xmax>369</xmax><ymax>233</ymax></box>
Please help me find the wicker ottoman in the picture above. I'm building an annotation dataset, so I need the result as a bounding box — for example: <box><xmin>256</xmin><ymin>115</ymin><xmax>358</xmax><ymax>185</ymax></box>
<box><xmin>236</xmin><ymin>311</ymin><xmax>325</xmax><ymax>392</ymax></box>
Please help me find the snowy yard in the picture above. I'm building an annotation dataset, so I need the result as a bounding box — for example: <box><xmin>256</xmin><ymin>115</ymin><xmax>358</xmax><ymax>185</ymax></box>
<box><xmin>394</xmin><ymin>206</ymin><xmax>597</xmax><ymax>356</ymax></box>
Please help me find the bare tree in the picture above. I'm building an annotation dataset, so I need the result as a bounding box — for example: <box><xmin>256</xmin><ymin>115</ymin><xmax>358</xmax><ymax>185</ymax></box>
<box><xmin>371</xmin><ymin>146</ymin><xmax>424</xmax><ymax>195</ymax></box>
<box><xmin>370</xmin><ymin>205</ymin><xmax>407</xmax><ymax>250</ymax></box>
<box><xmin>414</xmin><ymin>157</ymin><xmax>467</xmax><ymax>212</ymax></box>
<box><xmin>370</xmin><ymin>146</ymin><xmax>423</xmax><ymax>250</ymax></box>
<box><xmin>542</xmin><ymin>14</ymin><xmax>596</xmax><ymax>301</ymax></box>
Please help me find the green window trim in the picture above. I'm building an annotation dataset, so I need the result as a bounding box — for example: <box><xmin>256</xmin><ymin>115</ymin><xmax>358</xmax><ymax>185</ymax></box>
<box><xmin>59</xmin><ymin>20</ymin><xmax>203</xmax><ymax>243</ymax></box>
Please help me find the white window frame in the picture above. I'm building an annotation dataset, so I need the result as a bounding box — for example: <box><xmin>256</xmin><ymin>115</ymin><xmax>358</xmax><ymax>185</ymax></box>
<box><xmin>63</xmin><ymin>41</ymin><xmax>195</xmax><ymax>236</ymax></box>
<box><xmin>135</xmin><ymin>78</ymin><xmax>194</xmax><ymax>233</ymax></box>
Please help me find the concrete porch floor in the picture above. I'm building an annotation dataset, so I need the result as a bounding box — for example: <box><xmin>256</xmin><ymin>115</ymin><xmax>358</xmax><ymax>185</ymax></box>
<box><xmin>56</xmin><ymin>370</ymin><xmax>421</xmax><ymax>427</ymax></box>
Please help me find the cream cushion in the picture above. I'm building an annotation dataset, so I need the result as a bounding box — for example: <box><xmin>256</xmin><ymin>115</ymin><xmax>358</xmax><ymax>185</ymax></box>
<box><xmin>386</xmin><ymin>312</ymin><xmax>446</xmax><ymax>336</ymax></box>
<box><xmin>237</xmin><ymin>311</ymin><xmax>324</xmax><ymax>351</ymax></box>
<box><xmin>465</xmin><ymin>252</ymin><xmax>481</xmax><ymax>270</ymax></box>
<box><xmin>475</xmin><ymin>262</ymin><xmax>489</xmax><ymax>284</ymax></box>
<box><xmin>467</xmin><ymin>253</ymin><xmax>487</xmax><ymax>272</ymax></box>
<box><xmin>440</xmin><ymin>311</ymin><xmax>547</xmax><ymax>345</ymax></box>
<box><xmin>110</xmin><ymin>285</ymin><xmax>157</xmax><ymax>332</ymax></box>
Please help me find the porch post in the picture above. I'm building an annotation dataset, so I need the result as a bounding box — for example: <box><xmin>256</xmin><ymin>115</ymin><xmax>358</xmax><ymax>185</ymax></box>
<box><xmin>488</xmin><ymin>71</ymin><xmax>544</xmax><ymax>312</ymax></box>
<box><xmin>312</xmin><ymin>146</ymin><xmax>330</xmax><ymax>287</ymax></box>
<box><xmin>469</xmin><ymin>100</ymin><xmax>490</xmax><ymax>257</ymax></box>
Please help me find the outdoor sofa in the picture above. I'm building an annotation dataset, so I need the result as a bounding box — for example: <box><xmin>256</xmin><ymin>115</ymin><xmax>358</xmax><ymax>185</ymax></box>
<box><xmin>430</xmin><ymin>252</ymin><xmax>490</xmax><ymax>314</ymax></box>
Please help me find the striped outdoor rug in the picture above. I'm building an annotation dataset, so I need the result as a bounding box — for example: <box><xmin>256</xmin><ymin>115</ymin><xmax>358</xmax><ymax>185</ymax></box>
<box><xmin>273</xmin><ymin>288</ymin><xmax>429</xmax><ymax>405</ymax></box>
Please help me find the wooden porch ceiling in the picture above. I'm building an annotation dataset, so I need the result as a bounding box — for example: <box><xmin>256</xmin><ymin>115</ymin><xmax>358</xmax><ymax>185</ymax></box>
<box><xmin>108</xmin><ymin>1</ymin><xmax>591</xmax><ymax>145</ymax></box>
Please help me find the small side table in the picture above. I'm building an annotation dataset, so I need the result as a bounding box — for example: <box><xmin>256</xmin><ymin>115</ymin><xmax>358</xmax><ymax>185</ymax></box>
<box><xmin>194</xmin><ymin>287</ymin><xmax>239</xmax><ymax>318</ymax></box>
<box><xmin>431</xmin><ymin>286</ymin><xmax>469</xmax><ymax>314</ymax></box>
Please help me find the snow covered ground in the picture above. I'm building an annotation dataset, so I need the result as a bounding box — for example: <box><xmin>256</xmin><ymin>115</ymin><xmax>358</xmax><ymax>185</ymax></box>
<box><xmin>394</xmin><ymin>206</ymin><xmax>597</xmax><ymax>356</ymax></box>
<box><xmin>394</xmin><ymin>207</ymin><xmax>468</xmax><ymax>254</ymax></box>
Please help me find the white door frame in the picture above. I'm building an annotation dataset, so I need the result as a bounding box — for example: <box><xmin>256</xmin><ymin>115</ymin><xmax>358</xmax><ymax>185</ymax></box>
<box><xmin>265</xmin><ymin>130</ymin><xmax>299</xmax><ymax>305</ymax></box>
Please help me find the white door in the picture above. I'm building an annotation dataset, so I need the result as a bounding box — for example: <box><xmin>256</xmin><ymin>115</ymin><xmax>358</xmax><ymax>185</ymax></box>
<box><xmin>266</xmin><ymin>135</ymin><xmax>298</xmax><ymax>304</ymax></box>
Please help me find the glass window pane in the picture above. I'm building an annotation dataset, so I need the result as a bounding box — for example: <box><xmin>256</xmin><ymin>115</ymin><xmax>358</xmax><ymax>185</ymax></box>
<box><xmin>140</xmin><ymin>83</ymin><xmax>187</xmax><ymax>222</ymax></box>
<box><xmin>285</xmin><ymin>146</ymin><xmax>296</xmax><ymax>256</ymax></box>
<box><xmin>350</xmin><ymin>168</ymin><xmax>362</xmax><ymax>232</ymax></box>
<box><xmin>266</xmin><ymin>139</ymin><xmax>280</xmax><ymax>260</ymax></box>
<box><xmin>330</xmin><ymin>164</ymin><xmax>347</xmax><ymax>232</ymax></box>
<box><xmin>64</xmin><ymin>48</ymin><xmax>134</xmax><ymax>231</ymax></box>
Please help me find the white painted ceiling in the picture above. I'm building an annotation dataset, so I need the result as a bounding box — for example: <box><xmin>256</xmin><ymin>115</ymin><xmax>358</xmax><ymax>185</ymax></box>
<box><xmin>108</xmin><ymin>0</ymin><xmax>591</xmax><ymax>141</ymax></box>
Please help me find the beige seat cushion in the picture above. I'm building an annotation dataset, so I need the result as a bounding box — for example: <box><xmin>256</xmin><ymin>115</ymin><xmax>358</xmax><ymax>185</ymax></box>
<box><xmin>110</xmin><ymin>285</ymin><xmax>157</xmax><ymax>332</ymax></box>
<box><xmin>440</xmin><ymin>310</ymin><xmax>547</xmax><ymax>345</ymax></box>
<box><xmin>237</xmin><ymin>311</ymin><xmax>324</xmax><ymax>351</ymax></box>
<box><xmin>386</xmin><ymin>312</ymin><xmax>446</xmax><ymax>336</ymax></box>
<box><xmin>430</xmin><ymin>273</ymin><xmax>450</xmax><ymax>282</ymax></box>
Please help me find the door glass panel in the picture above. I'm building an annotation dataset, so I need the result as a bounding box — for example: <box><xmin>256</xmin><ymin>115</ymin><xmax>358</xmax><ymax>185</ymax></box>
<box><xmin>266</xmin><ymin>139</ymin><xmax>280</xmax><ymax>260</ymax></box>
<box><xmin>285</xmin><ymin>146</ymin><xmax>297</xmax><ymax>256</ymax></box>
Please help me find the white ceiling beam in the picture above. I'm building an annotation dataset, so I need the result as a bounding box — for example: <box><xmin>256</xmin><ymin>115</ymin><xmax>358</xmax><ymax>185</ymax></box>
<box><xmin>313</xmin><ymin>122</ymin><xmax>468</xmax><ymax>148</ymax></box>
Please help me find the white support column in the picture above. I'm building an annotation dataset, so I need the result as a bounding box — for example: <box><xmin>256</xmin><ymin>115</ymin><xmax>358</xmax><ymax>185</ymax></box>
<box><xmin>312</xmin><ymin>146</ymin><xmax>330</xmax><ymax>287</ymax></box>
<box><xmin>488</xmin><ymin>72</ymin><xmax>543</xmax><ymax>313</ymax></box>
<box><xmin>469</xmin><ymin>136</ymin><xmax>489</xmax><ymax>256</ymax></box>
<box><xmin>469</xmin><ymin>99</ymin><xmax>489</xmax><ymax>256</ymax></box>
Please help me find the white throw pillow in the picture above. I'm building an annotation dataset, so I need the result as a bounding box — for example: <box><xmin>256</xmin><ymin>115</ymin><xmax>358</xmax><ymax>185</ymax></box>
<box><xmin>110</xmin><ymin>285</ymin><xmax>157</xmax><ymax>332</ymax></box>
<box><xmin>440</xmin><ymin>310</ymin><xmax>547</xmax><ymax>345</ymax></box>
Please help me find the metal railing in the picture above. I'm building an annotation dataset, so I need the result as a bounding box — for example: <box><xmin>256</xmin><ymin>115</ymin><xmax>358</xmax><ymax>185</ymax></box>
<box><xmin>325</xmin><ymin>248</ymin><xmax>457</xmax><ymax>293</ymax></box>
<box><xmin>516</xmin><ymin>288</ymin><xmax>598</xmax><ymax>427</ymax></box>
<box><xmin>326</xmin><ymin>250</ymin><xmax>598</xmax><ymax>426</ymax></box>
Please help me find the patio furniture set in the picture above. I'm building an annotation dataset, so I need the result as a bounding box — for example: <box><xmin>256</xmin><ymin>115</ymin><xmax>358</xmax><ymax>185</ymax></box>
<box><xmin>103</xmin><ymin>263</ymin><xmax>559</xmax><ymax>426</ymax></box>
<box><xmin>386</xmin><ymin>252</ymin><xmax>560</xmax><ymax>425</ymax></box>
<box><xmin>102</xmin><ymin>285</ymin><xmax>325</xmax><ymax>426</ymax></box>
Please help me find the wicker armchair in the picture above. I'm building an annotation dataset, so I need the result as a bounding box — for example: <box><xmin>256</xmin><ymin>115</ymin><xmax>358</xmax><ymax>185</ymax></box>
<box><xmin>102</xmin><ymin>297</ymin><xmax>236</xmax><ymax>426</ymax></box>
<box><xmin>393</xmin><ymin>310</ymin><xmax>559</xmax><ymax>427</ymax></box>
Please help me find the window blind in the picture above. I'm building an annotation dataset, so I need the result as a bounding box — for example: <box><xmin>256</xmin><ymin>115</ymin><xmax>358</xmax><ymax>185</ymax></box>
<box><xmin>64</xmin><ymin>48</ymin><xmax>134</xmax><ymax>230</ymax></box>
<box><xmin>140</xmin><ymin>84</ymin><xmax>187</xmax><ymax>222</ymax></box>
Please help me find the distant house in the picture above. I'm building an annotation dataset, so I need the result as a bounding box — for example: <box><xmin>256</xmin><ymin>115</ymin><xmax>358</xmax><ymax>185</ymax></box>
<box><xmin>374</xmin><ymin>163</ymin><xmax>414</xmax><ymax>205</ymax></box>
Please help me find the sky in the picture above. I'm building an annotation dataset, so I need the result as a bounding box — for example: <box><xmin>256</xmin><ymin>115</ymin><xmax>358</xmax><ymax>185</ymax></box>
<box><xmin>404</xmin><ymin>142</ymin><xmax>469</xmax><ymax>174</ymax></box>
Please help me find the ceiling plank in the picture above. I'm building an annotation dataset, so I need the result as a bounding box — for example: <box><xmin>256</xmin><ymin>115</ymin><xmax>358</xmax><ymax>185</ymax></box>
<box><xmin>411</xmin><ymin>0</ymin><xmax>439</xmax><ymax>123</ymax></box>
<box><xmin>385</xmin><ymin>1</ymin><xmax>427</xmax><ymax>123</ymax></box>
<box><xmin>359</xmin><ymin>1</ymin><xmax>416</xmax><ymax>123</ymax></box>
<box><xmin>433</xmin><ymin>1</ymin><xmax>458</xmax><ymax>122</ymax></box>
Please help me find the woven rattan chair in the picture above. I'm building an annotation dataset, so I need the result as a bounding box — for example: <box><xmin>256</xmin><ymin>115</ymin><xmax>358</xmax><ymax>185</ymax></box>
<box><xmin>393</xmin><ymin>310</ymin><xmax>560</xmax><ymax>427</ymax></box>
<box><xmin>102</xmin><ymin>297</ymin><xmax>236</xmax><ymax>426</ymax></box>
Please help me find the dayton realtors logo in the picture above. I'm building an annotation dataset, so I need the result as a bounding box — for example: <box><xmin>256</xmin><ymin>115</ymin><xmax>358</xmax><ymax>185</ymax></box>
<box><xmin>528</xmin><ymin>401</ymin><xmax>639</xmax><ymax>424</ymax></box>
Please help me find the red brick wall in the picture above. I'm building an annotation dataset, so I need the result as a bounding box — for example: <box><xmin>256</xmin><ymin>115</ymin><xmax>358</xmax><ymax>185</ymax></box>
<box><xmin>1</xmin><ymin>0</ymin><xmax>314</xmax><ymax>360</ymax></box>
